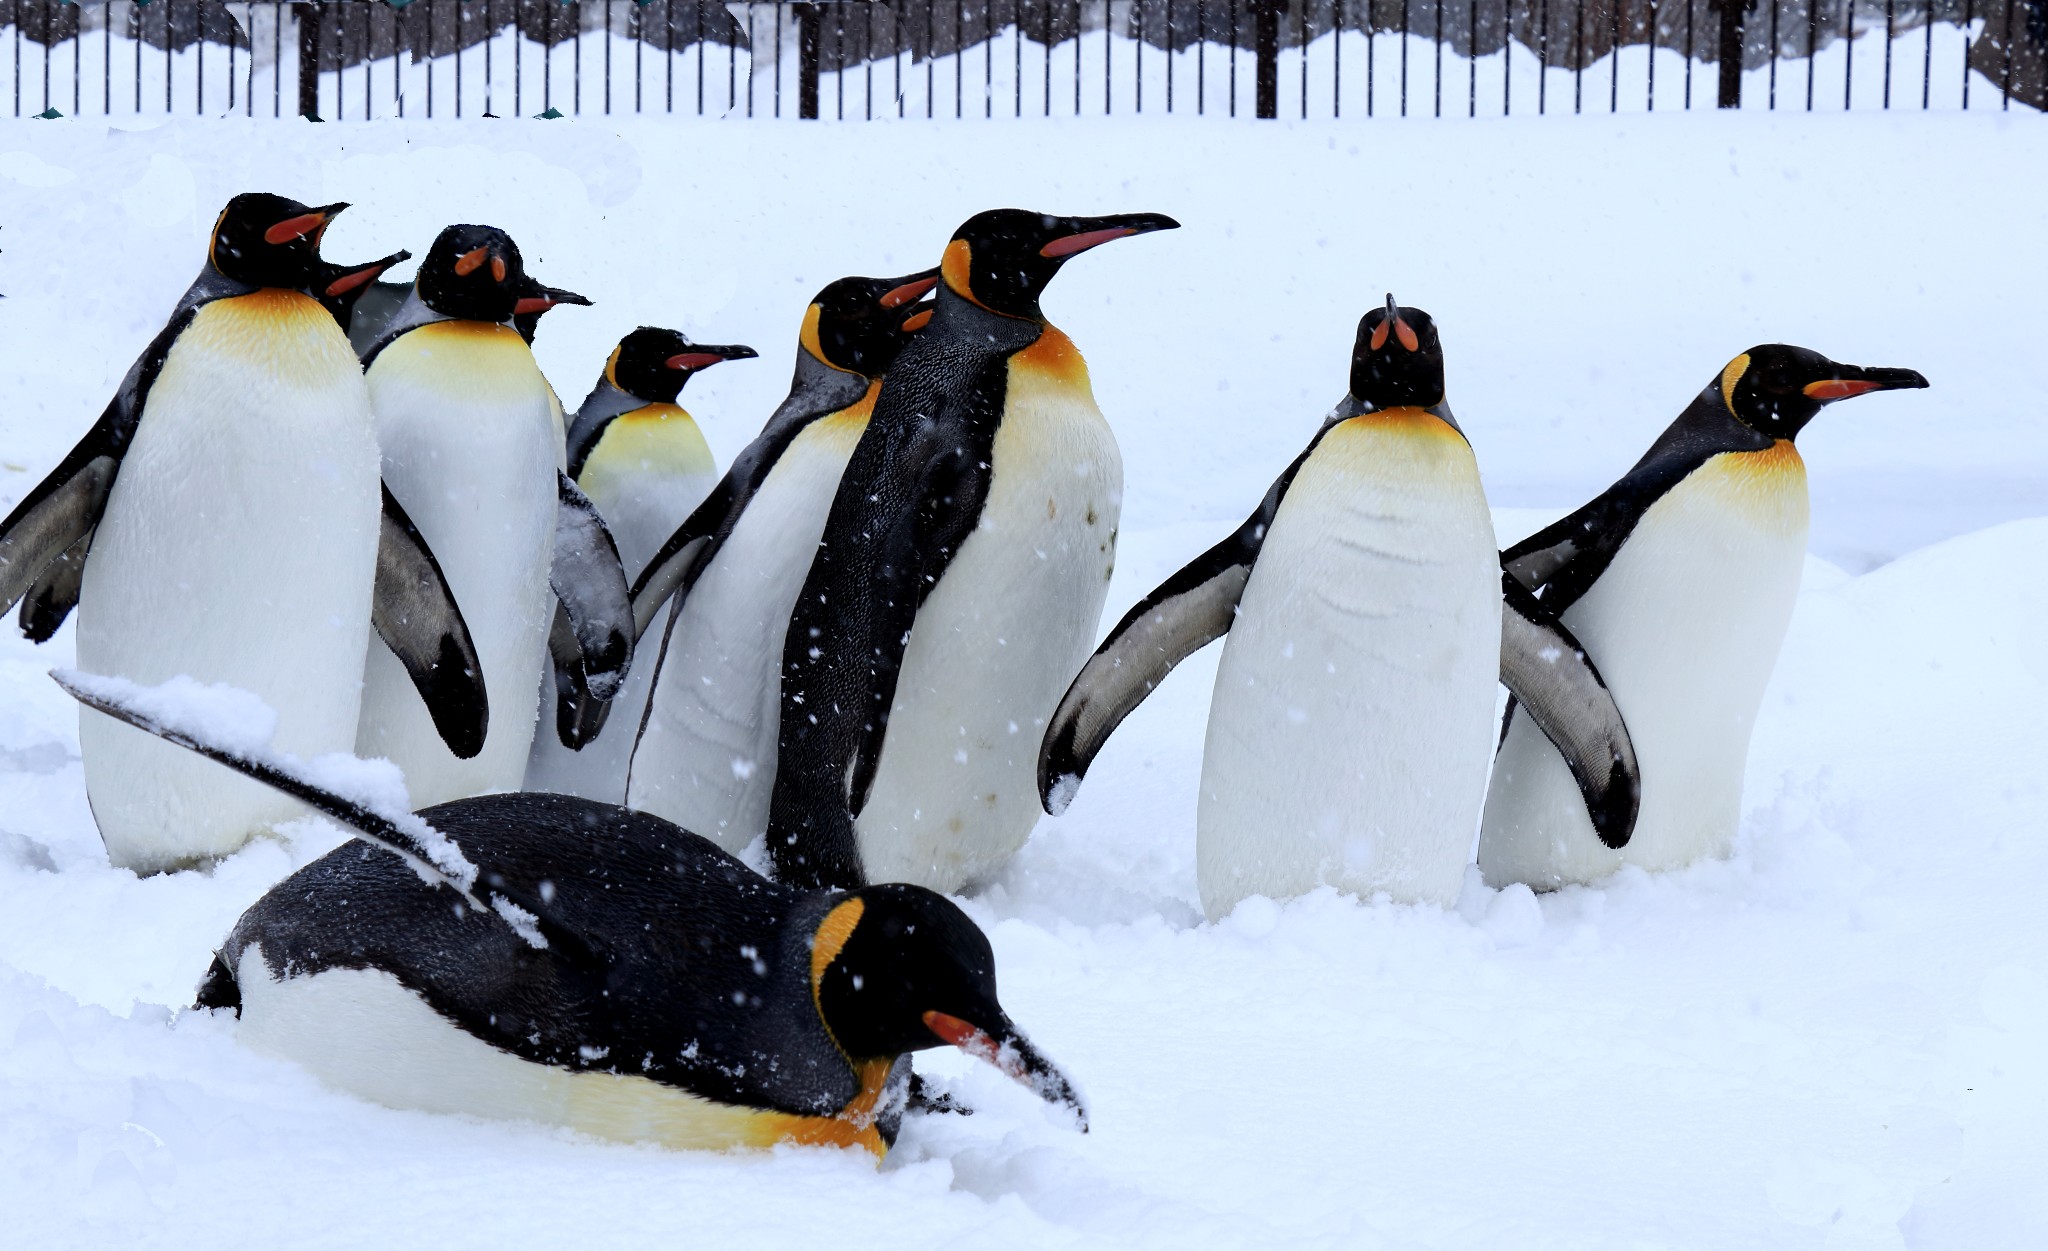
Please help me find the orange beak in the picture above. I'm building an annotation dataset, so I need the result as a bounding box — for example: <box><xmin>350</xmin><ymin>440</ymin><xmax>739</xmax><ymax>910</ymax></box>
<box><xmin>1039</xmin><ymin>226</ymin><xmax>1138</xmax><ymax>259</ymax></box>
<box><xmin>1802</xmin><ymin>379</ymin><xmax>1884</xmax><ymax>401</ymax></box>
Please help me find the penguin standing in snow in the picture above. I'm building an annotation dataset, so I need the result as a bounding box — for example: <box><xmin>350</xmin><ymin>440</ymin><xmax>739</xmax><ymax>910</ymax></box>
<box><xmin>768</xmin><ymin>210</ymin><xmax>1177</xmax><ymax>892</ymax></box>
<box><xmin>622</xmin><ymin>270</ymin><xmax>938</xmax><ymax>851</ymax></box>
<box><xmin>57</xmin><ymin>670</ymin><xmax>1086</xmax><ymax>1158</ymax></box>
<box><xmin>1479</xmin><ymin>345</ymin><xmax>1927</xmax><ymax>889</ymax></box>
<box><xmin>1040</xmin><ymin>298</ymin><xmax>1639</xmax><ymax>918</ymax></box>
<box><xmin>355</xmin><ymin>224</ymin><xmax>629</xmax><ymax>810</ymax></box>
<box><xmin>0</xmin><ymin>193</ymin><xmax>483</xmax><ymax>873</ymax></box>
<box><xmin>522</xmin><ymin>328</ymin><xmax>757</xmax><ymax>801</ymax></box>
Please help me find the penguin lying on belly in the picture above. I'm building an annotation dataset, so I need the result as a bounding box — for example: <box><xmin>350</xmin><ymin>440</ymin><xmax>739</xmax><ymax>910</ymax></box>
<box><xmin>55</xmin><ymin>671</ymin><xmax>1085</xmax><ymax>1158</ymax></box>
<box><xmin>769</xmin><ymin>210</ymin><xmax>1179</xmax><ymax>893</ymax></box>
<box><xmin>355</xmin><ymin>225</ymin><xmax>633</xmax><ymax>811</ymax></box>
<box><xmin>523</xmin><ymin>327</ymin><xmax>758</xmax><ymax>801</ymax></box>
<box><xmin>1040</xmin><ymin>297</ymin><xmax>1641</xmax><ymax>920</ymax></box>
<box><xmin>621</xmin><ymin>268</ymin><xmax>938</xmax><ymax>854</ymax></box>
<box><xmin>1479</xmin><ymin>344</ymin><xmax>1928</xmax><ymax>890</ymax></box>
<box><xmin>0</xmin><ymin>193</ymin><xmax>485</xmax><ymax>874</ymax></box>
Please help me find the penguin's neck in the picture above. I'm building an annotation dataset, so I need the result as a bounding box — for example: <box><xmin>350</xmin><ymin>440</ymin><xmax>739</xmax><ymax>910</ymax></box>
<box><xmin>566</xmin><ymin>378</ymin><xmax>652</xmax><ymax>477</ymax></box>
<box><xmin>931</xmin><ymin>283</ymin><xmax>1044</xmax><ymax>358</ymax></box>
<box><xmin>782</xmin><ymin>348</ymin><xmax>872</xmax><ymax>420</ymax></box>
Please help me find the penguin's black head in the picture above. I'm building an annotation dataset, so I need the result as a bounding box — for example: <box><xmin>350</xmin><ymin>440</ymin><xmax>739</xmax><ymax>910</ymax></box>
<box><xmin>812</xmin><ymin>884</ymin><xmax>1087</xmax><ymax>1129</ymax></box>
<box><xmin>606</xmin><ymin>327</ymin><xmax>757</xmax><ymax>404</ymax></box>
<box><xmin>805</xmin><ymin>268</ymin><xmax>940</xmax><ymax>379</ymax></box>
<box><xmin>1348</xmin><ymin>294</ymin><xmax>1447</xmax><ymax>411</ymax></box>
<box><xmin>1719</xmin><ymin>345</ymin><xmax>1929</xmax><ymax>440</ymax></box>
<box><xmin>209</xmin><ymin>192</ymin><xmax>351</xmax><ymax>291</ymax></box>
<box><xmin>940</xmin><ymin>209</ymin><xmax>1180</xmax><ymax>320</ymax></box>
<box><xmin>416</xmin><ymin>223</ymin><xmax>591</xmax><ymax>326</ymax></box>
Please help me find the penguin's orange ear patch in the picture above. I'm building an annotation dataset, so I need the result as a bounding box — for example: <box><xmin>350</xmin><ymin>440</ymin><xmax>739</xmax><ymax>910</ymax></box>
<box><xmin>1393</xmin><ymin>317</ymin><xmax>1420</xmax><ymax>353</ymax></box>
<box><xmin>902</xmin><ymin>309</ymin><xmax>933</xmax><ymax>332</ymax></box>
<box><xmin>454</xmin><ymin>246</ymin><xmax>490</xmax><ymax>277</ymax></box>
<box><xmin>1369</xmin><ymin>318</ymin><xmax>1391</xmax><ymax>351</ymax></box>
<box><xmin>492</xmin><ymin>257</ymin><xmax>508</xmax><ymax>283</ymax></box>
<box><xmin>1803</xmin><ymin>379</ymin><xmax>1883</xmax><ymax>401</ymax></box>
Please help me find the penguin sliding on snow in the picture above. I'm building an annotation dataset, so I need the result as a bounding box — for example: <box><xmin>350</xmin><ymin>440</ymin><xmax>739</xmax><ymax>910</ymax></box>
<box><xmin>56</xmin><ymin>670</ymin><xmax>1085</xmax><ymax>1158</ymax></box>
<box><xmin>355</xmin><ymin>224</ymin><xmax>630</xmax><ymax>811</ymax></box>
<box><xmin>619</xmin><ymin>269</ymin><xmax>937</xmax><ymax>850</ymax></box>
<box><xmin>1040</xmin><ymin>297</ymin><xmax>1640</xmax><ymax>918</ymax></box>
<box><xmin>523</xmin><ymin>328</ymin><xmax>758</xmax><ymax>801</ymax></box>
<box><xmin>769</xmin><ymin>210</ymin><xmax>1177</xmax><ymax>891</ymax></box>
<box><xmin>0</xmin><ymin>194</ymin><xmax>483</xmax><ymax>873</ymax></box>
<box><xmin>1479</xmin><ymin>345</ymin><xmax>1927</xmax><ymax>889</ymax></box>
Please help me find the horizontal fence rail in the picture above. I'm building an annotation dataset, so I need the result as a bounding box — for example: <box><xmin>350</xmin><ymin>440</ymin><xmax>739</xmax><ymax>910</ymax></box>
<box><xmin>3</xmin><ymin>0</ymin><xmax>2042</xmax><ymax>119</ymax></box>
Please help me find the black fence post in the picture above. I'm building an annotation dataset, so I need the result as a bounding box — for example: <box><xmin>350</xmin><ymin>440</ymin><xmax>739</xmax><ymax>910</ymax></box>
<box><xmin>1711</xmin><ymin>0</ymin><xmax>1756</xmax><ymax>107</ymax></box>
<box><xmin>1253</xmin><ymin>0</ymin><xmax>1282</xmax><ymax>116</ymax></box>
<box><xmin>797</xmin><ymin>2</ymin><xmax>824</xmax><ymax>118</ymax></box>
<box><xmin>293</xmin><ymin>2</ymin><xmax>320</xmax><ymax>118</ymax></box>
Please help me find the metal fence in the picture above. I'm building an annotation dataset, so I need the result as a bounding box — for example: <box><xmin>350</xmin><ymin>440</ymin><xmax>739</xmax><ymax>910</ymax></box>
<box><xmin>4</xmin><ymin>0</ymin><xmax>2043</xmax><ymax>120</ymax></box>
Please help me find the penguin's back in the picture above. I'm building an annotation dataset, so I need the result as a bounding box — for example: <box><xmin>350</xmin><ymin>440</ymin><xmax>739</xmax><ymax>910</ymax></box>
<box><xmin>1197</xmin><ymin>409</ymin><xmax>1499</xmax><ymax>917</ymax></box>
<box><xmin>1480</xmin><ymin>440</ymin><xmax>1809</xmax><ymax>888</ymax></box>
<box><xmin>79</xmin><ymin>289</ymin><xmax>381</xmax><ymax>872</ymax></box>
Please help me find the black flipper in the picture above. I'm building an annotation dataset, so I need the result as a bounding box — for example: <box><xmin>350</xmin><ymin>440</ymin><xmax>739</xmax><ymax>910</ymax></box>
<box><xmin>373</xmin><ymin>483</ymin><xmax>490</xmax><ymax>760</ymax></box>
<box><xmin>1038</xmin><ymin>429</ymin><xmax>1333</xmax><ymax>814</ymax></box>
<box><xmin>550</xmin><ymin>471</ymin><xmax>634</xmax><ymax>701</ymax></box>
<box><xmin>18</xmin><ymin>527</ymin><xmax>92</xmax><ymax>642</ymax></box>
<box><xmin>51</xmin><ymin>669</ymin><xmax>584</xmax><ymax>956</ymax></box>
<box><xmin>0</xmin><ymin>447</ymin><xmax>116</xmax><ymax>622</ymax></box>
<box><xmin>545</xmin><ymin>602</ymin><xmax>612</xmax><ymax>750</ymax></box>
<box><xmin>1497</xmin><ymin>576</ymin><xmax>1641</xmax><ymax>849</ymax></box>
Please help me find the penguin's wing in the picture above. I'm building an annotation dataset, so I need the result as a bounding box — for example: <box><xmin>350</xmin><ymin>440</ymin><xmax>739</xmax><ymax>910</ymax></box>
<box><xmin>1498</xmin><ymin>575</ymin><xmax>1641</xmax><ymax>849</ymax></box>
<box><xmin>49</xmin><ymin>669</ymin><xmax>588</xmax><ymax>956</ymax></box>
<box><xmin>1037</xmin><ymin>438</ymin><xmax>1324</xmax><ymax>814</ymax></box>
<box><xmin>549</xmin><ymin>472</ymin><xmax>635</xmax><ymax>702</ymax></box>
<box><xmin>373</xmin><ymin>483</ymin><xmax>491</xmax><ymax>760</ymax></box>
<box><xmin>628</xmin><ymin>473</ymin><xmax>739</xmax><ymax>642</ymax></box>
<box><xmin>17</xmin><ymin>528</ymin><xmax>92</xmax><ymax>642</ymax></box>
<box><xmin>0</xmin><ymin>423</ymin><xmax>120</xmax><ymax>623</ymax></box>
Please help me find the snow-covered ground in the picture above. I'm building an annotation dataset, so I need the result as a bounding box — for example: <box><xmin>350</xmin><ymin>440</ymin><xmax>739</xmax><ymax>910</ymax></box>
<box><xmin>2</xmin><ymin>113</ymin><xmax>2044</xmax><ymax>1248</ymax></box>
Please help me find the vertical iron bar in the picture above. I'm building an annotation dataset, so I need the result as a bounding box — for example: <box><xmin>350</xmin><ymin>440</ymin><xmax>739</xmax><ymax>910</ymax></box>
<box><xmin>840</xmin><ymin>5</ymin><xmax>848</xmax><ymax>119</ymax></box>
<box><xmin>1433</xmin><ymin>0</ymin><xmax>1442</xmax><ymax>114</ymax></box>
<box><xmin>1229</xmin><ymin>0</ymin><xmax>1237</xmax><ymax>115</ymax></box>
<box><xmin>1469</xmin><ymin>0</ymin><xmax>1477</xmax><ymax>115</ymax></box>
<box><xmin>1254</xmin><ymin>0</ymin><xmax>1277</xmax><ymax>116</ymax></box>
<box><xmin>1400</xmin><ymin>0</ymin><xmax>1408</xmax><ymax>114</ymax></box>
<box><xmin>1334</xmin><ymin>0</ymin><xmax>1342</xmax><ymax>117</ymax></box>
<box><xmin>1572</xmin><ymin>0</ymin><xmax>1582</xmax><ymax>111</ymax></box>
<box><xmin>103</xmin><ymin>0</ymin><xmax>110</xmax><ymax>116</ymax></box>
<box><xmin>1806</xmin><ymin>0</ymin><xmax>1815</xmax><ymax>107</ymax></box>
<box><xmin>1503</xmin><ymin>0</ymin><xmax>1511</xmax><ymax>113</ymax></box>
<box><xmin>1015</xmin><ymin>0</ymin><xmax>1023</xmax><ymax>117</ymax></box>
<box><xmin>1882</xmin><ymin>0</ymin><xmax>1892</xmax><ymax>106</ymax></box>
<box><xmin>1102</xmin><ymin>0</ymin><xmax>1109</xmax><ymax>116</ymax></box>
<box><xmin>1998</xmin><ymin>0</ymin><xmax>2011</xmax><ymax>108</ymax></box>
<box><xmin>1682</xmin><ymin>0</ymin><xmax>1692</xmax><ymax>107</ymax></box>
<box><xmin>1171</xmin><ymin>0</ymin><xmax>1179</xmax><ymax>113</ymax></box>
<box><xmin>773</xmin><ymin>0</ymin><xmax>781</xmax><ymax>117</ymax></box>
<box><xmin>1610</xmin><ymin>0</ymin><xmax>1620</xmax><ymax>110</ymax></box>
<box><xmin>797</xmin><ymin>3</ymin><xmax>818</xmax><ymax>117</ymax></box>
<box><xmin>1843</xmin><ymin>0</ymin><xmax>1853</xmax><ymax>109</ymax></box>
<box><xmin>604</xmin><ymin>0</ymin><xmax>612</xmax><ymax>115</ymax></box>
<box><xmin>1768</xmin><ymin>0</ymin><xmax>1777</xmax><ymax>107</ymax></box>
<box><xmin>1960</xmin><ymin>0</ymin><xmax>1971</xmax><ymax>109</ymax></box>
<box><xmin>1199</xmin><ymin>0</ymin><xmax>1207</xmax><ymax>112</ymax></box>
<box><xmin>574</xmin><ymin>0</ymin><xmax>583</xmax><ymax>115</ymax></box>
<box><xmin>1538</xmin><ymin>0</ymin><xmax>1548</xmax><ymax>111</ymax></box>
<box><xmin>1649</xmin><ymin>0</ymin><xmax>1658</xmax><ymax>108</ymax></box>
<box><xmin>1140</xmin><ymin>0</ymin><xmax>1147</xmax><ymax>112</ymax></box>
<box><xmin>1305</xmin><ymin>0</ymin><xmax>1313</xmax><ymax>118</ymax></box>
<box><xmin>1074</xmin><ymin>0</ymin><xmax>1082</xmax><ymax>114</ymax></box>
<box><xmin>1715</xmin><ymin>0</ymin><xmax>1743</xmax><ymax>106</ymax></box>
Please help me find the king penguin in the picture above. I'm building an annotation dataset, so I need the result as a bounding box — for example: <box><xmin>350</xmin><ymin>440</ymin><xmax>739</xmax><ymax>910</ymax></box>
<box><xmin>355</xmin><ymin>224</ymin><xmax>629</xmax><ymax>810</ymax></box>
<box><xmin>57</xmin><ymin>670</ymin><xmax>1085</xmax><ymax>1158</ymax></box>
<box><xmin>622</xmin><ymin>269</ymin><xmax>938</xmax><ymax>851</ymax></box>
<box><xmin>522</xmin><ymin>328</ymin><xmax>758</xmax><ymax>801</ymax></box>
<box><xmin>1478</xmin><ymin>345</ymin><xmax>1927</xmax><ymax>889</ymax></box>
<box><xmin>768</xmin><ymin>210</ymin><xmax>1178</xmax><ymax>891</ymax></box>
<box><xmin>0</xmin><ymin>193</ymin><xmax>485</xmax><ymax>873</ymax></box>
<box><xmin>1040</xmin><ymin>298</ymin><xmax>1640</xmax><ymax>918</ymax></box>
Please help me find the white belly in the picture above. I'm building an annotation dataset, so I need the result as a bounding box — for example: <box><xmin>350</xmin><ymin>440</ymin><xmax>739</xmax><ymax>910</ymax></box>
<box><xmin>855</xmin><ymin>376</ymin><xmax>1122</xmax><ymax>892</ymax></box>
<box><xmin>523</xmin><ymin>434</ymin><xmax>718</xmax><ymax>803</ymax></box>
<box><xmin>628</xmin><ymin>415</ymin><xmax>866</xmax><ymax>849</ymax></box>
<box><xmin>231</xmin><ymin>947</ymin><xmax>868</xmax><ymax>1154</ymax></box>
<box><xmin>1478</xmin><ymin>443</ymin><xmax>1809</xmax><ymax>888</ymax></box>
<box><xmin>77</xmin><ymin>292</ymin><xmax>380</xmax><ymax>873</ymax></box>
<box><xmin>1197</xmin><ymin>412</ymin><xmax>1499</xmax><ymax>918</ymax></box>
<box><xmin>356</xmin><ymin>322</ymin><xmax>562</xmax><ymax>809</ymax></box>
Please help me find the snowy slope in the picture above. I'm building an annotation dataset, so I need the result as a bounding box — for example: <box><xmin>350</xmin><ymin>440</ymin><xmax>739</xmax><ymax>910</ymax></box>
<box><xmin>1</xmin><ymin>114</ymin><xmax>2044</xmax><ymax>1248</ymax></box>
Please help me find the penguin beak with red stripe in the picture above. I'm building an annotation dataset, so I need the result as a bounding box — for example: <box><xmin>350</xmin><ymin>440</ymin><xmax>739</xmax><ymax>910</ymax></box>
<box><xmin>665</xmin><ymin>342</ymin><xmax>759</xmax><ymax>373</ymax></box>
<box><xmin>921</xmin><ymin>1008</ymin><xmax>1088</xmax><ymax>1128</ymax></box>
<box><xmin>1723</xmin><ymin>344</ymin><xmax>1929</xmax><ymax>439</ymax></box>
<box><xmin>313</xmin><ymin>248</ymin><xmax>412</xmax><ymax>328</ymax></box>
<box><xmin>940</xmin><ymin>208</ymin><xmax>1180</xmax><ymax>319</ymax></box>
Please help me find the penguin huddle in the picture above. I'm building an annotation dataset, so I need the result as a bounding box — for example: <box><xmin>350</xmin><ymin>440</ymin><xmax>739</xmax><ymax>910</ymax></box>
<box><xmin>0</xmin><ymin>193</ymin><xmax>1927</xmax><ymax>1158</ymax></box>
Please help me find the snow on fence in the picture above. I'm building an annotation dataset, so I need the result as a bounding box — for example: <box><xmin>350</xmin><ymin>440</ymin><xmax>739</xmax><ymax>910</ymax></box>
<box><xmin>2</xmin><ymin>0</ymin><xmax>2042</xmax><ymax>120</ymax></box>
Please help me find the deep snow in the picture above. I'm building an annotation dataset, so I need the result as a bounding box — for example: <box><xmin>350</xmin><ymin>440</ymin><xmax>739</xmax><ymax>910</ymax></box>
<box><xmin>1</xmin><ymin>113</ymin><xmax>2044</xmax><ymax>1249</ymax></box>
